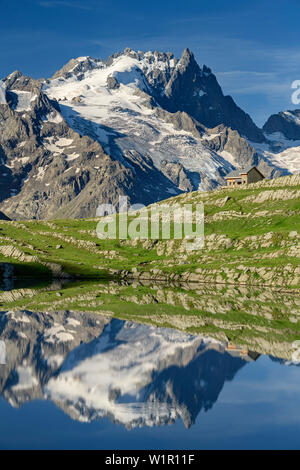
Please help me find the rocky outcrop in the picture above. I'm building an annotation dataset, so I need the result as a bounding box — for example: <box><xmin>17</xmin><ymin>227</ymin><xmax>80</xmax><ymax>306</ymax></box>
<box><xmin>160</xmin><ymin>161</ymin><xmax>193</xmax><ymax>191</ymax></box>
<box><xmin>203</xmin><ymin>125</ymin><xmax>283</xmax><ymax>179</ymax></box>
<box><xmin>154</xmin><ymin>107</ymin><xmax>205</xmax><ymax>137</ymax></box>
<box><xmin>263</xmin><ymin>109</ymin><xmax>300</xmax><ymax>140</ymax></box>
<box><xmin>158</xmin><ymin>48</ymin><xmax>265</xmax><ymax>143</ymax></box>
<box><xmin>106</xmin><ymin>75</ymin><xmax>120</xmax><ymax>90</ymax></box>
<box><xmin>51</xmin><ymin>56</ymin><xmax>104</xmax><ymax>80</ymax></box>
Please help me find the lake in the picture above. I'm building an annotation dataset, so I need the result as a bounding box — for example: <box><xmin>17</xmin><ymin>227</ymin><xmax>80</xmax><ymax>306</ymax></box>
<box><xmin>0</xmin><ymin>279</ymin><xmax>300</xmax><ymax>449</ymax></box>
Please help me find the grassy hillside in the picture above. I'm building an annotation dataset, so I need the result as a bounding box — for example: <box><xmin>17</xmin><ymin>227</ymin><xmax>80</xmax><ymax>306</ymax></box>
<box><xmin>0</xmin><ymin>173</ymin><xmax>299</xmax><ymax>289</ymax></box>
<box><xmin>0</xmin><ymin>279</ymin><xmax>299</xmax><ymax>360</ymax></box>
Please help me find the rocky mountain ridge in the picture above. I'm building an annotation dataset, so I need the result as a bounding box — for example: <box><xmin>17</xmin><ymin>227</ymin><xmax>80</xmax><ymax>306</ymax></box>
<box><xmin>0</xmin><ymin>311</ymin><xmax>252</xmax><ymax>428</ymax></box>
<box><xmin>0</xmin><ymin>47</ymin><xmax>299</xmax><ymax>219</ymax></box>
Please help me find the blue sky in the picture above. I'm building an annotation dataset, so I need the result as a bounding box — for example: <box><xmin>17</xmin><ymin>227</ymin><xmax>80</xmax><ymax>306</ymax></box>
<box><xmin>1</xmin><ymin>0</ymin><xmax>300</xmax><ymax>126</ymax></box>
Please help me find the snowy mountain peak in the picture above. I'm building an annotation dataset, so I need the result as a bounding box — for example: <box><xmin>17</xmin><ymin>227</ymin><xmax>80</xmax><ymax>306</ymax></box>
<box><xmin>0</xmin><ymin>80</ymin><xmax>6</xmax><ymax>104</ymax></box>
<box><xmin>51</xmin><ymin>56</ymin><xmax>105</xmax><ymax>81</ymax></box>
<box><xmin>47</xmin><ymin>47</ymin><xmax>264</xmax><ymax>142</ymax></box>
<box><xmin>0</xmin><ymin>47</ymin><xmax>294</xmax><ymax>220</ymax></box>
<box><xmin>42</xmin><ymin>49</ymin><xmax>235</xmax><ymax>204</ymax></box>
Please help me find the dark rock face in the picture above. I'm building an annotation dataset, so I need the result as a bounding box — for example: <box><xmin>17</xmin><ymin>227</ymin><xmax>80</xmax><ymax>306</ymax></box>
<box><xmin>156</xmin><ymin>49</ymin><xmax>265</xmax><ymax>143</ymax></box>
<box><xmin>0</xmin><ymin>211</ymin><xmax>10</xmax><ymax>220</ymax></box>
<box><xmin>106</xmin><ymin>76</ymin><xmax>120</xmax><ymax>90</ymax></box>
<box><xmin>263</xmin><ymin>110</ymin><xmax>300</xmax><ymax>140</ymax></box>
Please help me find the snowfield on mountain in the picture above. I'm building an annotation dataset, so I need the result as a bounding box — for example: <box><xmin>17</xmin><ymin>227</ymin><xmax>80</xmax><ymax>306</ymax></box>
<box><xmin>0</xmin><ymin>47</ymin><xmax>299</xmax><ymax>219</ymax></box>
<box><xmin>44</xmin><ymin>52</ymin><xmax>235</xmax><ymax>192</ymax></box>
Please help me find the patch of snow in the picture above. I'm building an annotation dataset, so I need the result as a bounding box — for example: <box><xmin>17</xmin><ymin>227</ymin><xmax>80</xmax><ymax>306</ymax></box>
<box><xmin>6</xmin><ymin>312</ymin><xmax>30</xmax><ymax>323</ymax></box>
<box><xmin>283</xmin><ymin>111</ymin><xmax>300</xmax><ymax>126</ymax></box>
<box><xmin>19</xmin><ymin>156</ymin><xmax>30</xmax><ymax>164</ymax></box>
<box><xmin>203</xmin><ymin>133</ymin><xmax>220</xmax><ymax>141</ymax></box>
<box><xmin>44</xmin><ymin>325</ymin><xmax>74</xmax><ymax>343</ymax></box>
<box><xmin>56</xmin><ymin>138</ymin><xmax>73</xmax><ymax>146</ymax></box>
<box><xmin>11</xmin><ymin>366</ymin><xmax>38</xmax><ymax>391</ymax></box>
<box><xmin>44</xmin><ymin>137</ymin><xmax>73</xmax><ymax>154</ymax></box>
<box><xmin>0</xmin><ymin>81</ymin><xmax>7</xmax><ymax>104</ymax></box>
<box><xmin>18</xmin><ymin>332</ymin><xmax>27</xmax><ymax>339</ymax></box>
<box><xmin>5</xmin><ymin>156</ymin><xmax>30</xmax><ymax>167</ymax></box>
<box><xmin>35</xmin><ymin>166</ymin><xmax>46</xmax><ymax>181</ymax></box>
<box><xmin>66</xmin><ymin>153</ymin><xmax>80</xmax><ymax>161</ymax></box>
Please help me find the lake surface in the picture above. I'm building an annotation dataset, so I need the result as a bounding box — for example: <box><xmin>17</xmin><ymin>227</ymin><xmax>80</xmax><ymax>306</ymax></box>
<box><xmin>1</xmin><ymin>302</ymin><xmax>300</xmax><ymax>450</ymax></box>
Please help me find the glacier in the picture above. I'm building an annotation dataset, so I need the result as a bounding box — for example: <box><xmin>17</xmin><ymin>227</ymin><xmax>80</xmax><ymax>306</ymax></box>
<box><xmin>44</xmin><ymin>52</ymin><xmax>234</xmax><ymax>191</ymax></box>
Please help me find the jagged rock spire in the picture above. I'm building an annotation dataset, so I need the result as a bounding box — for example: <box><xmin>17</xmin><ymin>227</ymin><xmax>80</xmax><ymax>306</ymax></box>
<box><xmin>160</xmin><ymin>47</ymin><xmax>264</xmax><ymax>143</ymax></box>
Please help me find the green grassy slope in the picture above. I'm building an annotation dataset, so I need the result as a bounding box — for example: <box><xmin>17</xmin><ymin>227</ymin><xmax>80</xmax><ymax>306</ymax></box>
<box><xmin>0</xmin><ymin>174</ymin><xmax>299</xmax><ymax>288</ymax></box>
<box><xmin>0</xmin><ymin>279</ymin><xmax>299</xmax><ymax>360</ymax></box>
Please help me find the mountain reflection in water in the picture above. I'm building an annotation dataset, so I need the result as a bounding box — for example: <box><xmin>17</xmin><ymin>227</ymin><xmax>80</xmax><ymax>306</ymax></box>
<box><xmin>0</xmin><ymin>309</ymin><xmax>260</xmax><ymax>429</ymax></box>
